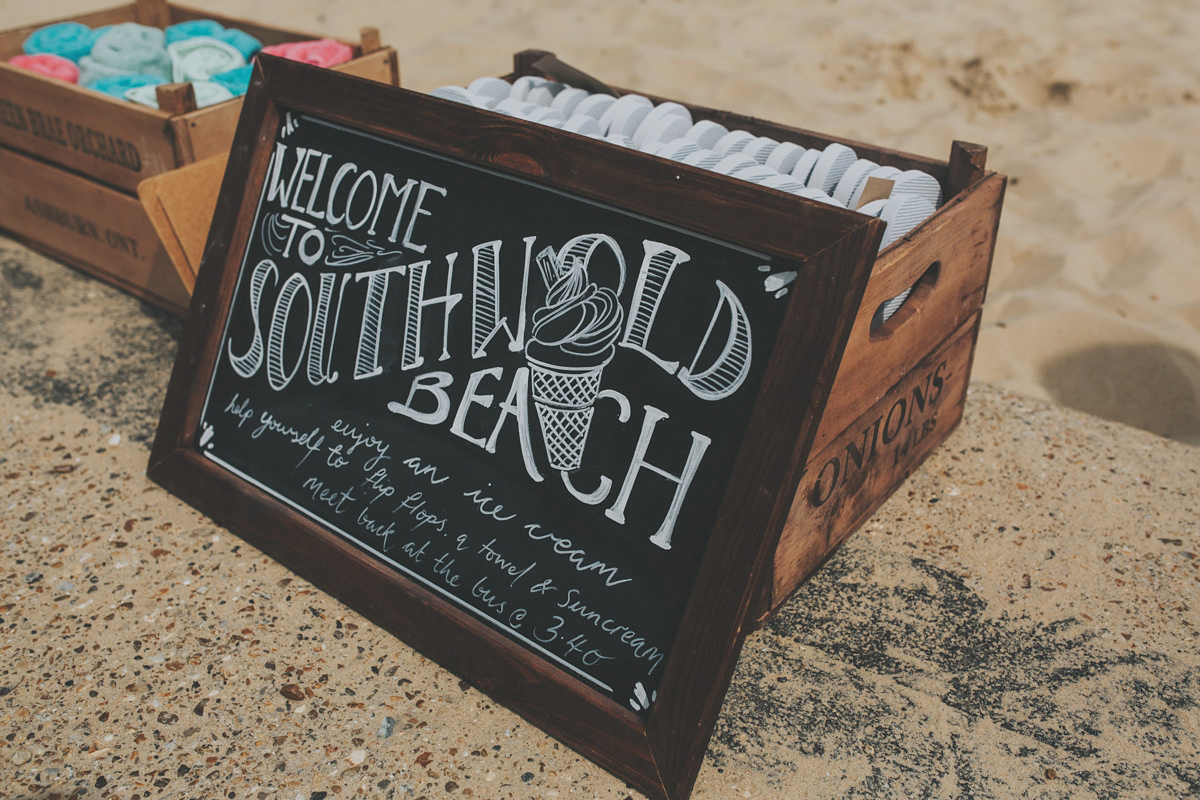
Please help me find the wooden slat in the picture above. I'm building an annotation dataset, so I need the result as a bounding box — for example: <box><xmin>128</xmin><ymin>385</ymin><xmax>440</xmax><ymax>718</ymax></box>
<box><xmin>156</xmin><ymin>83</ymin><xmax>197</xmax><ymax>115</ymax></box>
<box><xmin>766</xmin><ymin>313</ymin><xmax>981</xmax><ymax>617</ymax></box>
<box><xmin>359</xmin><ymin>26</ymin><xmax>382</xmax><ymax>54</ymax></box>
<box><xmin>134</xmin><ymin>0</ymin><xmax>171</xmax><ymax>28</ymax></box>
<box><xmin>810</xmin><ymin>172</ymin><xmax>1006</xmax><ymax>453</ymax></box>
<box><xmin>947</xmin><ymin>140</ymin><xmax>989</xmax><ymax>197</ymax></box>
<box><xmin>0</xmin><ymin>145</ymin><xmax>188</xmax><ymax>315</ymax></box>
<box><xmin>0</xmin><ymin>62</ymin><xmax>178</xmax><ymax>192</ymax></box>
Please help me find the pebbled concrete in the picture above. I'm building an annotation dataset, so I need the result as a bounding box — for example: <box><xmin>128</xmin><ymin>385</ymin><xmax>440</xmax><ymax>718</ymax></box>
<box><xmin>1</xmin><ymin>235</ymin><xmax>1197</xmax><ymax>799</ymax></box>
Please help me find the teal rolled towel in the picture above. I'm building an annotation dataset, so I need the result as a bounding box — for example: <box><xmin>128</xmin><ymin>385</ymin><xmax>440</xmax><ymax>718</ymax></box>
<box><xmin>168</xmin><ymin>36</ymin><xmax>245</xmax><ymax>82</ymax></box>
<box><xmin>217</xmin><ymin>28</ymin><xmax>263</xmax><ymax>60</ymax></box>
<box><xmin>87</xmin><ymin>73</ymin><xmax>163</xmax><ymax>100</ymax></box>
<box><xmin>164</xmin><ymin>19</ymin><xmax>224</xmax><ymax>45</ymax></box>
<box><xmin>79</xmin><ymin>23</ymin><xmax>171</xmax><ymax>87</ymax></box>
<box><xmin>22</xmin><ymin>21</ymin><xmax>99</xmax><ymax>63</ymax></box>
<box><xmin>211</xmin><ymin>64</ymin><xmax>254</xmax><ymax>96</ymax></box>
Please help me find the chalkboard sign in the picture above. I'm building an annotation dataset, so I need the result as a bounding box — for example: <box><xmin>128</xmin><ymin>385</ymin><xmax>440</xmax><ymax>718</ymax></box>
<box><xmin>150</xmin><ymin>55</ymin><xmax>879</xmax><ymax>800</ymax></box>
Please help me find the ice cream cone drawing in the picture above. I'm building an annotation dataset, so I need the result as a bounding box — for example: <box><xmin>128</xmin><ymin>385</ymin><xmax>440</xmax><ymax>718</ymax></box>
<box><xmin>526</xmin><ymin>239</ymin><xmax>626</xmax><ymax>472</ymax></box>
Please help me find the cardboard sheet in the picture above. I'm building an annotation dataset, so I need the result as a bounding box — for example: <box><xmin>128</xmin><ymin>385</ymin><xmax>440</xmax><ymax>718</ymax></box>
<box><xmin>137</xmin><ymin>153</ymin><xmax>227</xmax><ymax>293</ymax></box>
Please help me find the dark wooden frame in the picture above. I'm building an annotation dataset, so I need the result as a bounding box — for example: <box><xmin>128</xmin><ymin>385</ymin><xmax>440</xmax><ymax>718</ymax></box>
<box><xmin>148</xmin><ymin>55</ymin><xmax>881</xmax><ymax>800</ymax></box>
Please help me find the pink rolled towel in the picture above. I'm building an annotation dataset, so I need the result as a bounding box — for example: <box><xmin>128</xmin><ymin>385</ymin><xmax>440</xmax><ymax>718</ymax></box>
<box><xmin>258</xmin><ymin>38</ymin><xmax>353</xmax><ymax>68</ymax></box>
<box><xmin>9</xmin><ymin>53</ymin><xmax>80</xmax><ymax>83</ymax></box>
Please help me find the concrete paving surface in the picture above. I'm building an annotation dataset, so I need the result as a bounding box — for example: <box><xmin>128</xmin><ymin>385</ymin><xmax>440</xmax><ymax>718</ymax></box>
<box><xmin>1</xmin><ymin>235</ymin><xmax>1197</xmax><ymax>799</ymax></box>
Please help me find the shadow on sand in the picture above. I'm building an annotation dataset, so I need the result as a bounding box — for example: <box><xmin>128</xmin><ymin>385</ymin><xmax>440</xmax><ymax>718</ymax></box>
<box><xmin>1040</xmin><ymin>342</ymin><xmax>1200</xmax><ymax>446</ymax></box>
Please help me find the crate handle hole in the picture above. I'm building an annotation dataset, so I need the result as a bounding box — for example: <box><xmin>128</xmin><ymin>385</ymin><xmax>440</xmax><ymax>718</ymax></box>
<box><xmin>869</xmin><ymin>260</ymin><xmax>941</xmax><ymax>339</ymax></box>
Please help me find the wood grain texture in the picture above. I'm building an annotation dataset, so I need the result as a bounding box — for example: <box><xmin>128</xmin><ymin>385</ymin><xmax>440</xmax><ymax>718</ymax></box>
<box><xmin>767</xmin><ymin>314</ymin><xmax>982</xmax><ymax>616</ymax></box>
<box><xmin>758</xmin><ymin>172</ymin><xmax>1007</xmax><ymax>620</ymax></box>
<box><xmin>156</xmin><ymin>83</ymin><xmax>197</xmax><ymax>116</ymax></box>
<box><xmin>813</xmin><ymin>172</ymin><xmax>1006</xmax><ymax>452</ymax></box>
<box><xmin>134</xmin><ymin>0</ymin><xmax>172</xmax><ymax>29</ymax></box>
<box><xmin>947</xmin><ymin>140</ymin><xmax>990</xmax><ymax>197</ymax></box>
<box><xmin>0</xmin><ymin>145</ymin><xmax>189</xmax><ymax>314</ymax></box>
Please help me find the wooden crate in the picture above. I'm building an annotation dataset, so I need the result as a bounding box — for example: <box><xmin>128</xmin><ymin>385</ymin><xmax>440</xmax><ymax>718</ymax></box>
<box><xmin>0</xmin><ymin>144</ymin><xmax>189</xmax><ymax>313</ymax></box>
<box><xmin>505</xmin><ymin>51</ymin><xmax>1006</xmax><ymax>623</ymax></box>
<box><xmin>0</xmin><ymin>0</ymin><xmax>399</xmax><ymax>193</ymax></box>
<box><xmin>767</xmin><ymin>168</ymin><xmax>1002</xmax><ymax>621</ymax></box>
<box><xmin>0</xmin><ymin>0</ymin><xmax>398</xmax><ymax>314</ymax></box>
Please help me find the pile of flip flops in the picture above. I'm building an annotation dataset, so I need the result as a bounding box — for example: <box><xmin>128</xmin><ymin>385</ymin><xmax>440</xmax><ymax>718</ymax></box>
<box><xmin>433</xmin><ymin>74</ymin><xmax>944</xmax><ymax>323</ymax></box>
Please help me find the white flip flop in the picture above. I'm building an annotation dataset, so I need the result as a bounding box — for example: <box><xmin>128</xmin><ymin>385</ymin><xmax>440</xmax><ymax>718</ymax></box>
<box><xmin>493</xmin><ymin>97</ymin><xmax>540</xmax><ymax>116</ymax></box>
<box><xmin>730</xmin><ymin>164</ymin><xmax>779</xmax><ymax>184</ymax></box>
<box><xmin>878</xmin><ymin>194</ymin><xmax>936</xmax><ymax>249</ymax></box>
<box><xmin>685</xmin><ymin>119</ymin><xmax>729</xmax><ymax>149</ymax></box>
<box><xmin>526</xmin><ymin>82</ymin><xmax>568</xmax><ymax>106</ymax></box>
<box><xmin>562</xmin><ymin>114</ymin><xmax>602</xmax><ymax>136</ymax></box>
<box><xmin>635</xmin><ymin>101</ymin><xmax>693</xmax><ymax>147</ymax></box>
<box><xmin>634</xmin><ymin>113</ymin><xmax>691</xmax><ymax>149</ymax></box>
<box><xmin>857</xmin><ymin>197</ymin><xmax>888</xmax><ymax>216</ymax></box>
<box><xmin>890</xmin><ymin>169</ymin><xmax>943</xmax><ymax>207</ymax></box>
<box><xmin>739</xmin><ymin>136</ymin><xmax>781</xmax><ymax>165</ymax></box>
<box><xmin>658</xmin><ymin>137</ymin><xmax>702</xmax><ymax>161</ymax></box>
<box><xmin>790</xmin><ymin>148</ymin><xmax>822</xmax><ymax>184</ymax></box>
<box><xmin>764</xmin><ymin>141</ymin><xmax>805</xmax><ymax>174</ymax></box>
<box><xmin>713</xmin><ymin>129</ymin><xmax>756</xmax><ymax>155</ymax></box>
<box><xmin>508</xmin><ymin>75</ymin><xmax>550</xmax><ymax>101</ymax></box>
<box><xmin>467</xmin><ymin>76</ymin><xmax>512</xmax><ymax>104</ymax></box>
<box><xmin>599</xmin><ymin>93</ymin><xmax>653</xmax><ymax>137</ymax></box>
<box><xmin>680</xmin><ymin>148</ymin><xmax>725</xmax><ymax>170</ymax></box>
<box><xmin>807</xmin><ymin>142</ymin><xmax>858</xmax><ymax>193</ymax></box>
<box><xmin>522</xmin><ymin>106</ymin><xmax>565</xmax><ymax>126</ymax></box>
<box><xmin>832</xmin><ymin>158</ymin><xmax>880</xmax><ymax>206</ymax></box>
<box><xmin>573</xmin><ymin>93</ymin><xmax>617</xmax><ymax>120</ymax></box>
<box><xmin>713</xmin><ymin>154</ymin><xmax>759</xmax><ymax>175</ymax></box>
<box><xmin>759</xmin><ymin>173</ymin><xmax>806</xmax><ymax>193</ymax></box>
<box><xmin>550</xmin><ymin>87</ymin><xmax>590</xmax><ymax>116</ymax></box>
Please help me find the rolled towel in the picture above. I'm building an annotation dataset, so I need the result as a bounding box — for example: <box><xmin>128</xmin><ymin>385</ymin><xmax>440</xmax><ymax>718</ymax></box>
<box><xmin>164</xmin><ymin>19</ymin><xmax>225</xmax><ymax>45</ymax></box>
<box><xmin>163</xmin><ymin>19</ymin><xmax>261</xmax><ymax>60</ymax></box>
<box><xmin>123</xmin><ymin>84</ymin><xmax>158</xmax><ymax>107</ymax></box>
<box><xmin>259</xmin><ymin>38</ymin><xmax>353</xmax><ymax>68</ymax></box>
<box><xmin>210</xmin><ymin>64</ymin><xmax>254</xmax><ymax>96</ymax></box>
<box><xmin>22</xmin><ymin>21</ymin><xmax>98</xmax><ymax>62</ymax></box>
<box><xmin>80</xmin><ymin>23</ymin><xmax>171</xmax><ymax>86</ymax></box>
<box><xmin>125</xmin><ymin>80</ymin><xmax>234</xmax><ymax>109</ymax></box>
<box><xmin>86</xmin><ymin>73</ymin><xmax>163</xmax><ymax>100</ymax></box>
<box><xmin>183</xmin><ymin>80</ymin><xmax>235</xmax><ymax>108</ymax></box>
<box><xmin>77</xmin><ymin>56</ymin><xmax>128</xmax><ymax>87</ymax></box>
<box><xmin>168</xmin><ymin>36</ymin><xmax>245</xmax><ymax>82</ymax></box>
<box><xmin>9</xmin><ymin>53</ymin><xmax>80</xmax><ymax>83</ymax></box>
<box><xmin>217</xmin><ymin>28</ymin><xmax>263</xmax><ymax>60</ymax></box>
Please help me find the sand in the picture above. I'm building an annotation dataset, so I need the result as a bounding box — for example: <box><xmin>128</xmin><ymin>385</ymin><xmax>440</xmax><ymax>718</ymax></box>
<box><xmin>3</xmin><ymin>2</ymin><xmax>1199</xmax><ymax>798</ymax></box>
<box><xmin>7</xmin><ymin>0</ymin><xmax>1200</xmax><ymax>443</ymax></box>
<box><xmin>2</xmin><ymin>236</ymin><xmax>1198</xmax><ymax>800</ymax></box>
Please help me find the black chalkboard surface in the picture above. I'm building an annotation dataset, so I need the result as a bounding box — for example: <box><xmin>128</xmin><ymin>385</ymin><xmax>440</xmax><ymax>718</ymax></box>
<box><xmin>150</xmin><ymin>55</ymin><xmax>880</xmax><ymax>800</ymax></box>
